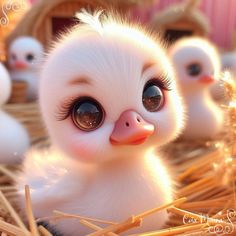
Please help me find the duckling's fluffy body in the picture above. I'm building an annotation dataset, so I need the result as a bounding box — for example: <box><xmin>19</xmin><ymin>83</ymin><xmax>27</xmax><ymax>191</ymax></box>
<box><xmin>20</xmin><ymin>148</ymin><xmax>174</xmax><ymax>235</ymax></box>
<box><xmin>0</xmin><ymin>63</ymin><xmax>29</xmax><ymax>164</ymax></box>
<box><xmin>169</xmin><ymin>38</ymin><xmax>224</xmax><ymax>139</ymax></box>
<box><xmin>17</xmin><ymin>11</ymin><xmax>185</xmax><ymax>235</ymax></box>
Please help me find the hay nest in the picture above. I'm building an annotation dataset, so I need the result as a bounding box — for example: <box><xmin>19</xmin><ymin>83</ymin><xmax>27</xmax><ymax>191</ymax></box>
<box><xmin>0</xmin><ymin>139</ymin><xmax>235</xmax><ymax>236</ymax></box>
<box><xmin>0</xmin><ymin>74</ymin><xmax>235</xmax><ymax>235</ymax></box>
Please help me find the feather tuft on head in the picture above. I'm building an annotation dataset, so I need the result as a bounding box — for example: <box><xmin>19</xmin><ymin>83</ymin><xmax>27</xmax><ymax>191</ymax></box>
<box><xmin>75</xmin><ymin>9</ymin><xmax>105</xmax><ymax>36</ymax></box>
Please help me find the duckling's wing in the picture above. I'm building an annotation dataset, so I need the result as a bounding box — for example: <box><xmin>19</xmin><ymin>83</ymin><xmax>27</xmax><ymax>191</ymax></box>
<box><xmin>16</xmin><ymin>147</ymin><xmax>84</xmax><ymax>212</ymax></box>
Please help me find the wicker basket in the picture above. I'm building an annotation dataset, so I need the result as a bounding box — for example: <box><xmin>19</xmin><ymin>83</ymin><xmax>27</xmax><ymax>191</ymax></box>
<box><xmin>0</xmin><ymin>78</ymin><xmax>234</xmax><ymax>235</ymax></box>
<box><xmin>8</xmin><ymin>81</ymin><xmax>28</xmax><ymax>104</ymax></box>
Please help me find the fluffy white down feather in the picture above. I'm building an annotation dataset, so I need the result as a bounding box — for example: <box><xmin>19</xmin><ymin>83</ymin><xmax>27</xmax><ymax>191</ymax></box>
<box><xmin>17</xmin><ymin>10</ymin><xmax>185</xmax><ymax>235</ymax></box>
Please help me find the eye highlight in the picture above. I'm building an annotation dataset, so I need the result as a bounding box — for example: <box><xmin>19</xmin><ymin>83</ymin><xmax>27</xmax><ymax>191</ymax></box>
<box><xmin>187</xmin><ymin>63</ymin><xmax>202</xmax><ymax>76</ymax></box>
<box><xmin>142</xmin><ymin>80</ymin><xmax>165</xmax><ymax>112</ymax></box>
<box><xmin>57</xmin><ymin>97</ymin><xmax>105</xmax><ymax>132</ymax></box>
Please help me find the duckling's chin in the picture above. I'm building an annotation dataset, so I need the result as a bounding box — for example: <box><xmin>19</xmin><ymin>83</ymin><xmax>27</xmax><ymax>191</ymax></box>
<box><xmin>59</xmin><ymin>141</ymin><xmax>157</xmax><ymax>164</ymax></box>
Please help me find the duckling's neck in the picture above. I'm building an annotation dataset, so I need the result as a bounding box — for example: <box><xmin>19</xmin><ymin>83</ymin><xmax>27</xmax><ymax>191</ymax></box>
<box><xmin>100</xmin><ymin>154</ymin><xmax>146</xmax><ymax>172</ymax></box>
<box><xmin>96</xmin><ymin>150</ymin><xmax>159</xmax><ymax>179</ymax></box>
<box><xmin>183</xmin><ymin>88</ymin><xmax>213</xmax><ymax>103</ymax></box>
<box><xmin>184</xmin><ymin>87</ymin><xmax>209</xmax><ymax>95</ymax></box>
<box><xmin>91</xmin><ymin>150</ymin><xmax>173</xmax><ymax>204</ymax></box>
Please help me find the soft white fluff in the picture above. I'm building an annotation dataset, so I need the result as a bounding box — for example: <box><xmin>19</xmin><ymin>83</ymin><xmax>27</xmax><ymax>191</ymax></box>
<box><xmin>8</xmin><ymin>36</ymin><xmax>44</xmax><ymax>101</ymax></box>
<box><xmin>0</xmin><ymin>63</ymin><xmax>29</xmax><ymax>164</ymax></box>
<box><xmin>169</xmin><ymin>37</ymin><xmax>224</xmax><ymax>139</ymax></box>
<box><xmin>0</xmin><ymin>63</ymin><xmax>11</xmax><ymax>106</ymax></box>
<box><xmin>17</xmin><ymin>10</ymin><xmax>185</xmax><ymax>235</ymax></box>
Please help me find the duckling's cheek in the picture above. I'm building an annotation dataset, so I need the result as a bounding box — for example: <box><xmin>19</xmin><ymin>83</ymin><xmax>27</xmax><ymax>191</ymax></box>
<box><xmin>68</xmin><ymin>141</ymin><xmax>95</xmax><ymax>162</ymax></box>
<box><xmin>71</xmin><ymin>143</ymin><xmax>94</xmax><ymax>161</ymax></box>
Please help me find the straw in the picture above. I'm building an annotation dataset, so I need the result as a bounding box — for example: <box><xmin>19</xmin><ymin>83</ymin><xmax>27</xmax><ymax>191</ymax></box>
<box><xmin>24</xmin><ymin>185</ymin><xmax>40</xmax><ymax>236</ymax></box>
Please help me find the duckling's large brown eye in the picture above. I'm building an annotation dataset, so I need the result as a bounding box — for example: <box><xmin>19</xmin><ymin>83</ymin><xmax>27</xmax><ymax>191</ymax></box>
<box><xmin>187</xmin><ymin>63</ymin><xmax>202</xmax><ymax>76</ymax></box>
<box><xmin>71</xmin><ymin>98</ymin><xmax>104</xmax><ymax>131</ymax></box>
<box><xmin>26</xmin><ymin>53</ymin><xmax>34</xmax><ymax>62</ymax></box>
<box><xmin>142</xmin><ymin>81</ymin><xmax>164</xmax><ymax>112</ymax></box>
<box><xmin>11</xmin><ymin>53</ymin><xmax>16</xmax><ymax>60</ymax></box>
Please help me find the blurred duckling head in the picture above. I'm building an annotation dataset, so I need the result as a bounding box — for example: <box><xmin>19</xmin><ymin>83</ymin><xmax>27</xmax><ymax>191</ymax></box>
<box><xmin>169</xmin><ymin>37</ymin><xmax>221</xmax><ymax>93</ymax></box>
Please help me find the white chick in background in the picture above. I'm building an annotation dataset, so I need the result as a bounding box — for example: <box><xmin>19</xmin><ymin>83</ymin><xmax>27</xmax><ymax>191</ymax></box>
<box><xmin>169</xmin><ymin>37</ymin><xmax>224</xmax><ymax>140</ymax></box>
<box><xmin>17</xmin><ymin>10</ymin><xmax>185</xmax><ymax>235</ymax></box>
<box><xmin>0</xmin><ymin>63</ymin><xmax>30</xmax><ymax>164</ymax></box>
<box><xmin>221</xmin><ymin>52</ymin><xmax>236</xmax><ymax>76</ymax></box>
<box><xmin>8</xmin><ymin>36</ymin><xmax>44</xmax><ymax>101</ymax></box>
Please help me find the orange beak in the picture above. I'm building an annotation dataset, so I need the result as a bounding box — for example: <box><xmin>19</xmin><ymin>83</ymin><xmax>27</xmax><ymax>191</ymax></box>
<box><xmin>199</xmin><ymin>75</ymin><xmax>215</xmax><ymax>84</ymax></box>
<box><xmin>14</xmin><ymin>61</ymin><xmax>27</xmax><ymax>70</ymax></box>
<box><xmin>110</xmin><ymin>110</ymin><xmax>154</xmax><ymax>146</ymax></box>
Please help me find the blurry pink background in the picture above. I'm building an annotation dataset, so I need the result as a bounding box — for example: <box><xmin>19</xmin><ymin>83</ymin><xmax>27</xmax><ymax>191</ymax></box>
<box><xmin>28</xmin><ymin>0</ymin><xmax>236</xmax><ymax>50</ymax></box>
<box><xmin>152</xmin><ymin>0</ymin><xmax>236</xmax><ymax>50</ymax></box>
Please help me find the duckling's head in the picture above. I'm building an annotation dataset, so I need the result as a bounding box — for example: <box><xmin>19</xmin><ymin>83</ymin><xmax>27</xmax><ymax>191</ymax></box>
<box><xmin>39</xmin><ymin>10</ymin><xmax>185</xmax><ymax>163</ymax></box>
<box><xmin>8</xmin><ymin>36</ymin><xmax>44</xmax><ymax>72</ymax></box>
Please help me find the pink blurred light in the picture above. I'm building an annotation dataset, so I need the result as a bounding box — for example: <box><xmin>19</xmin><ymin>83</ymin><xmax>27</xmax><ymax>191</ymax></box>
<box><xmin>26</xmin><ymin>0</ymin><xmax>236</xmax><ymax>50</ymax></box>
<box><xmin>134</xmin><ymin>0</ymin><xmax>236</xmax><ymax>50</ymax></box>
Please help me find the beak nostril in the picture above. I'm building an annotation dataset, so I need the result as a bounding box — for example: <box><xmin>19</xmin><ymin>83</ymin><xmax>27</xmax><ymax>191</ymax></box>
<box><xmin>110</xmin><ymin>110</ymin><xmax>155</xmax><ymax>145</ymax></box>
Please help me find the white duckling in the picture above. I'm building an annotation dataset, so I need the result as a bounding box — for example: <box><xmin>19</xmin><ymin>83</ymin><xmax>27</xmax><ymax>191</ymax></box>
<box><xmin>8</xmin><ymin>36</ymin><xmax>44</xmax><ymax>101</ymax></box>
<box><xmin>221</xmin><ymin>52</ymin><xmax>236</xmax><ymax>76</ymax></box>
<box><xmin>0</xmin><ymin>63</ymin><xmax>30</xmax><ymax>164</ymax></box>
<box><xmin>169</xmin><ymin>37</ymin><xmax>224</xmax><ymax>140</ymax></box>
<box><xmin>17</xmin><ymin>10</ymin><xmax>185</xmax><ymax>235</ymax></box>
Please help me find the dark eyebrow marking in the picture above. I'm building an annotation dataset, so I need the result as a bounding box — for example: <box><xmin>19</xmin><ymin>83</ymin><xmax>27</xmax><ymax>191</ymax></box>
<box><xmin>141</xmin><ymin>62</ymin><xmax>156</xmax><ymax>75</ymax></box>
<box><xmin>68</xmin><ymin>77</ymin><xmax>92</xmax><ymax>86</ymax></box>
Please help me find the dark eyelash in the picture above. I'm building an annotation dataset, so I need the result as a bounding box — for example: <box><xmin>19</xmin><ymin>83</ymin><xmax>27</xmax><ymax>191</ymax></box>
<box><xmin>55</xmin><ymin>97</ymin><xmax>78</xmax><ymax>121</ymax></box>
<box><xmin>153</xmin><ymin>75</ymin><xmax>172</xmax><ymax>91</ymax></box>
<box><xmin>55</xmin><ymin>75</ymin><xmax>172</xmax><ymax>121</ymax></box>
